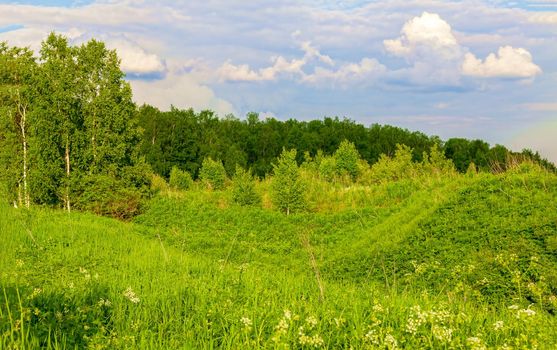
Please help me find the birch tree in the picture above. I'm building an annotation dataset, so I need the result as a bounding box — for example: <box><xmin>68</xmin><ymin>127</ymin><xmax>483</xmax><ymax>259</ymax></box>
<box><xmin>0</xmin><ymin>43</ymin><xmax>36</xmax><ymax>207</ymax></box>
<box><xmin>32</xmin><ymin>33</ymin><xmax>78</xmax><ymax>210</ymax></box>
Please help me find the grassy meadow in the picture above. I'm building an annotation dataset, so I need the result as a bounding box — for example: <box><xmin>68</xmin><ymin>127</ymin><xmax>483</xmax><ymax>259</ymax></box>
<box><xmin>1</xmin><ymin>164</ymin><xmax>557</xmax><ymax>349</ymax></box>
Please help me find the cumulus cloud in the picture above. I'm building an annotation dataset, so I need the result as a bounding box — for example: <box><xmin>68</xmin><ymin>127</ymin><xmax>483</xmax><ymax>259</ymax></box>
<box><xmin>384</xmin><ymin>12</ymin><xmax>460</xmax><ymax>61</ymax></box>
<box><xmin>130</xmin><ymin>70</ymin><xmax>235</xmax><ymax>116</ymax></box>
<box><xmin>462</xmin><ymin>46</ymin><xmax>542</xmax><ymax>78</ymax></box>
<box><xmin>303</xmin><ymin>58</ymin><xmax>386</xmax><ymax>86</ymax></box>
<box><xmin>105</xmin><ymin>39</ymin><xmax>166</xmax><ymax>78</ymax></box>
<box><xmin>217</xmin><ymin>40</ymin><xmax>332</xmax><ymax>82</ymax></box>
<box><xmin>383</xmin><ymin>12</ymin><xmax>542</xmax><ymax>84</ymax></box>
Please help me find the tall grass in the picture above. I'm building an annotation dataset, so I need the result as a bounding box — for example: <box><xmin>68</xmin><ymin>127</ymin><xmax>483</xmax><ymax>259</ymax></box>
<box><xmin>1</xmin><ymin>166</ymin><xmax>557</xmax><ymax>348</ymax></box>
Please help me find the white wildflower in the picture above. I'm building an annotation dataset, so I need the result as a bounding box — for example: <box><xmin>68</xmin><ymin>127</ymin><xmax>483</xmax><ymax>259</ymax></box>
<box><xmin>364</xmin><ymin>329</ymin><xmax>380</xmax><ymax>344</ymax></box>
<box><xmin>432</xmin><ymin>325</ymin><xmax>453</xmax><ymax>342</ymax></box>
<box><xmin>283</xmin><ymin>309</ymin><xmax>292</xmax><ymax>320</ymax></box>
<box><xmin>467</xmin><ymin>337</ymin><xmax>486</xmax><ymax>350</ymax></box>
<box><xmin>97</xmin><ymin>298</ymin><xmax>112</xmax><ymax>307</ymax></box>
<box><xmin>384</xmin><ymin>333</ymin><xmax>398</xmax><ymax>349</ymax></box>
<box><xmin>517</xmin><ymin>308</ymin><xmax>536</xmax><ymax>318</ymax></box>
<box><xmin>123</xmin><ymin>287</ymin><xmax>140</xmax><ymax>304</ymax></box>
<box><xmin>241</xmin><ymin>316</ymin><xmax>252</xmax><ymax>330</ymax></box>
<box><xmin>372</xmin><ymin>303</ymin><xmax>384</xmax><ymax>313</ymax></box>
<box><xmin>306</xmin><ymin>315</ymin><xmax>318</xmax><ymax>328</ymax></box>
<box><xmin>493</xmin><ymin>320</ymin><xmax>504</xmax><ymax>331</ymax></box>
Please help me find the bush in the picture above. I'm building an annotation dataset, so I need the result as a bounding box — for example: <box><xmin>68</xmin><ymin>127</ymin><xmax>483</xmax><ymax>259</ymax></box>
<box><xmin>169</xmin><ymin>166</ymin><xmax>193</xmax><ymax>190</ymax></box>
<box><xmin>334</xmin><ymin>140</ymin><xmax>361</xmax><ymax>180</ymax></box>
<box><xmin>271</xmin><ymin>149</ymin><xmax>306</xmax><ymax>215</ymax></box>
<box><xmin>151</xmin><ymin>173</ymin><xmax>169</xmax><ymax>192</ymax></box>
<box><xmin>364</xmin><ymin>144</ymin><xmax>416</xmax><ymax>184</ymax></box>
<box><xmin>199</xmin><ymin>157</ymin><xmax>227</xmax><ymax>190</ymax></box>
<box><xmin>232</xmin><ymin>165</ymin><xmax>260</xmax><ymax>206</ymax></box>
<box><xmin>318</xmin><ymin>156</ymin><xmax>337</xmax><ymax>182</ymax></box>
<box><xmin>71</xmin><ymin>174</ymin><xmax>144</xmax><ymax>220</ymax></box>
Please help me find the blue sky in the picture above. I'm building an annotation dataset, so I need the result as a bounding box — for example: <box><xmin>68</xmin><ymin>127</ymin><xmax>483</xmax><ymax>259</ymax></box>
<box><xmin>0</xmin><ymin>0</ymin><xmax>556</xmax><ymax>162</ymax></box>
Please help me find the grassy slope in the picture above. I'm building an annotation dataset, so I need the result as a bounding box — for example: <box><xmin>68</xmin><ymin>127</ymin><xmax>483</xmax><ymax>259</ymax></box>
<box><xmin>1</xmin><ymin>168</ymin><xmax>557</xmax><ymax>349</ymax></box>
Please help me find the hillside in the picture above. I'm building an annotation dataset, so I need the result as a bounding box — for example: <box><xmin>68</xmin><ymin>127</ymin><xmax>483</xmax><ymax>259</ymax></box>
<box><xmin>2</xmin><ymin>165</ymin><xmax>556</xmax><ymax>349</ymax></box>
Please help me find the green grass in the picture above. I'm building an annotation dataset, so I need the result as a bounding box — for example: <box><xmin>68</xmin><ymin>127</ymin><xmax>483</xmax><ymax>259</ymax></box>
<box><xmin>1</xmin><ymin>167</ymin><xmax>557</xmax><ymax>348</ymax></box>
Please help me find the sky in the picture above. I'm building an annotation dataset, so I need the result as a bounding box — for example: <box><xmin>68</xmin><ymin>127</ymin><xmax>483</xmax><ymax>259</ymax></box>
<box><xmin>1</xmin><ymin>0</ymin><xmax>556</xmax><ymax>163</ymax></box>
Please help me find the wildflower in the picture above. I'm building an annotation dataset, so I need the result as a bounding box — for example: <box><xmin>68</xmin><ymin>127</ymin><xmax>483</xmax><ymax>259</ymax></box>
<box><xmin>406</xmin><ymin>318</ymin><xmax>419</xmax><ymax>335</ymax></box>
<box><xmin>241</xmin><ymin>316</ymin><xmax>253</xmax><ymax>330</ymax></box>
<box><xmin>98</xmin><ymin>298</ymin><xmax>112</xmax><ymax>307</ymax></box>
<box><xmin>508</xmin><ymin>304</ymin><xmax>519</xmax><ymax>310</ymax></box>
<box><xmin>27</xmin><ymin>288</ymin><xmax>42</xmax><ymax>300</ymax></box>
<box><xmin>123</xmin><ymin>287</ymin><xmax>140</xmax><ymax>304</ymax></box>
<box><xmin>467</xmin><ymin>337</ymin><xmax>486</xmax><ymax>350</ymax></box>
<box><xmin>517</xmin><ymin>308</ymin><xmax>536</xmax><ymax>318</ymax></box>
<box><xmin>364</xmin><ymin>329</ymin><xmax>380</xmax><ymax>344</ymax></box>
<box><xmin>306</xmin><ymin>315</ymin><xmax>318</xmax><ymax>328</ymax></box>
<box><xmin>384</xmin><ymin>333</ymin><xmax>398</xmax><ymax>349</ymax></box>
<box><xmin>432</xmin><ymin>325</ymin><xmax>453</xmax><ymax>342</ymax></box>
<box><xmin>15</xmin><ymin>259</ymin><xmax>24</xmax><ymax>268</ymax></box>
<box><xmin>298</xmin><ymin>326</ymin><xmax>324</xmax><ymax>347</ymax></box>
<box><xmin>275</xmin><ymin>318</ymin><xmax>289</xmax><ymax>334</ymax></box>
<box><xmin>283</xmin><ymin>309</ymin><xmax>292</xmax><ymax>320</ymax></box>
<box><xmin>372</xmin><ymin>303</ymin><xmax>384</xmax><ymax>313</ymax></box>
<box><xmin>493</xmin><ymin>320</ymin><xmax>504</xmax><ymax>331</ymax></box>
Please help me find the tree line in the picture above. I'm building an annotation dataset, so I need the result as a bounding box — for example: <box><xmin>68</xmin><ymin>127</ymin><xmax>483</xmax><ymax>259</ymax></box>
<box><xmin>1</xmin><ymin>34</ymin><xmax>554</xmax><ymax>217</ymax></box>
<box><xmin>137</xmin><ymin>106</ymin><xmax>555</xmax><ymax>179</ymax></box>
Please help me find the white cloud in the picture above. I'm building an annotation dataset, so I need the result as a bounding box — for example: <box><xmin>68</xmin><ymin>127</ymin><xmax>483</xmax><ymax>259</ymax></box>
<box><xmin>383</xmin><ymin>12</ymin><xmax>465</xmax><ymax>86</ymax></box>
<box><xmin>383</xmin><ymin>11</ymin><xmax>542</xmax><ymax>84</ymax></box>
<box><xmin>105</xmin><ymin>39</ymin><xmax>166</xmax><ymax>76</ymax></box>
<box><xmin>130</xmin><ymin>70</ymin><xmax>235</xmax><ymax>116</ymax></box>
<box><xmin>303</xmin><ymin>58</ymin><xmax>386</xmax><ymax>86</ymax></box>
<box><xmin>462</xmin><ymin>46</ymin><xmax>542</xmax><ymax>78</ymax></box>
<box><xmin>217</xmin><ymin>40</ymin><xmax>332</xmax><ymax>82</ymax></box>
<box><xmin>528</xmin><ymin>12</ymin><xmax>557</xmax><ymax>24</ymax></box>
<box><xmin>384</xmin><ymin>12</ymin><xmax>460</xmax><ymax>61</ymax></box>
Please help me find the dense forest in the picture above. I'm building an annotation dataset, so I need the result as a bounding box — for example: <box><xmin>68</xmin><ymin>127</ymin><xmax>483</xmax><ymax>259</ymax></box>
<box><xmin>1</xmin><ymin>34</ymin><xmax>555</xmax><ymax>217</ymax></box>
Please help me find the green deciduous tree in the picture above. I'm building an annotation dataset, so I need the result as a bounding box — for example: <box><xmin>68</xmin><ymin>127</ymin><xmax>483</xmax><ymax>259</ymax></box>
<box><xmin>169</xmin><ymin>166</ymin><xmax>193</xmax><ymax>191</ymax></box>
<box><xmin>199</xmin><ymin>157</ymin><xmax>227</xmax><ymax>190</ymax></box>
<box><xmin>0</xmin><ymin>42</ymin><xmax>36</xmax><ymax>207</ymax></box>
<box><xmin>231</xmin><ymin>165</ymin><xmax>260</xmax><ymax>206</ymax></box>
<box><xmin>271</xmin><ymin>149</ymin><xmax>306</xmax><ymax>215</ymax></box>
<box><xmin>334</xmin><ymin>139</ymin><xmax>361</xmax><ymax>180</ymax></box>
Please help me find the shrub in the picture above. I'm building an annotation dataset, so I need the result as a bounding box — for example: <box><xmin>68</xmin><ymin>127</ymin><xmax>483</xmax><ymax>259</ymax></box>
<box><xmin>334</xmin><ymin>140</ymin><xmax>361</xmax><ymax>180</ymax></box>
<box><xmin>199</xmin><ymin>157</ymin><xmax>227</xmax><ymax>190</ymax></box>
<box><xmin>271</xmin><ymin>149</ymin><xmax>306</xmax><ymax>215</ymax></box>
<box><xmin>232</xmin><ymin>165</ymin><xmax>260</xmax><ymax>206</ymax></box>
<box><xmin>318</xmin><ymin>156</ymin><xmax>337</xmax><ymax>182</ymax></box>
<box><xmin>169</xmin><ymin>166</ymin><xmax>193</xmax><ymax>191</ymax></box>
<box><xmin>422</xmin><ymin>144</ymin><xmax>456</xmax><ymax>176</ymax></box>
<box><xmin>151</xmin><ymin>173</ymin><xmax>169</xmax><ymax>193</ymax></box>
<box><xmin>364</xmin><ymin>144</ymin><xmax>416</xmax><ymax>184</ymax></box>
<box><xmin>71</xmin><ymin>174</ymin><xmax>144</xmax><ymax>220</ymax></box>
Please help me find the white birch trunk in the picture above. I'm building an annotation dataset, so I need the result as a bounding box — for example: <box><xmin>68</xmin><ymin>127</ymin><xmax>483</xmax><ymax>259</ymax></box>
<box><xmin>18</xmin><ymin>102</ymin><xmax>30</xmax><ymax>208</ymax></box>
<box><xmin>65</xmin><ymin>138</ymin><xmax>71</xmax><ymax>213</ymax></box>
